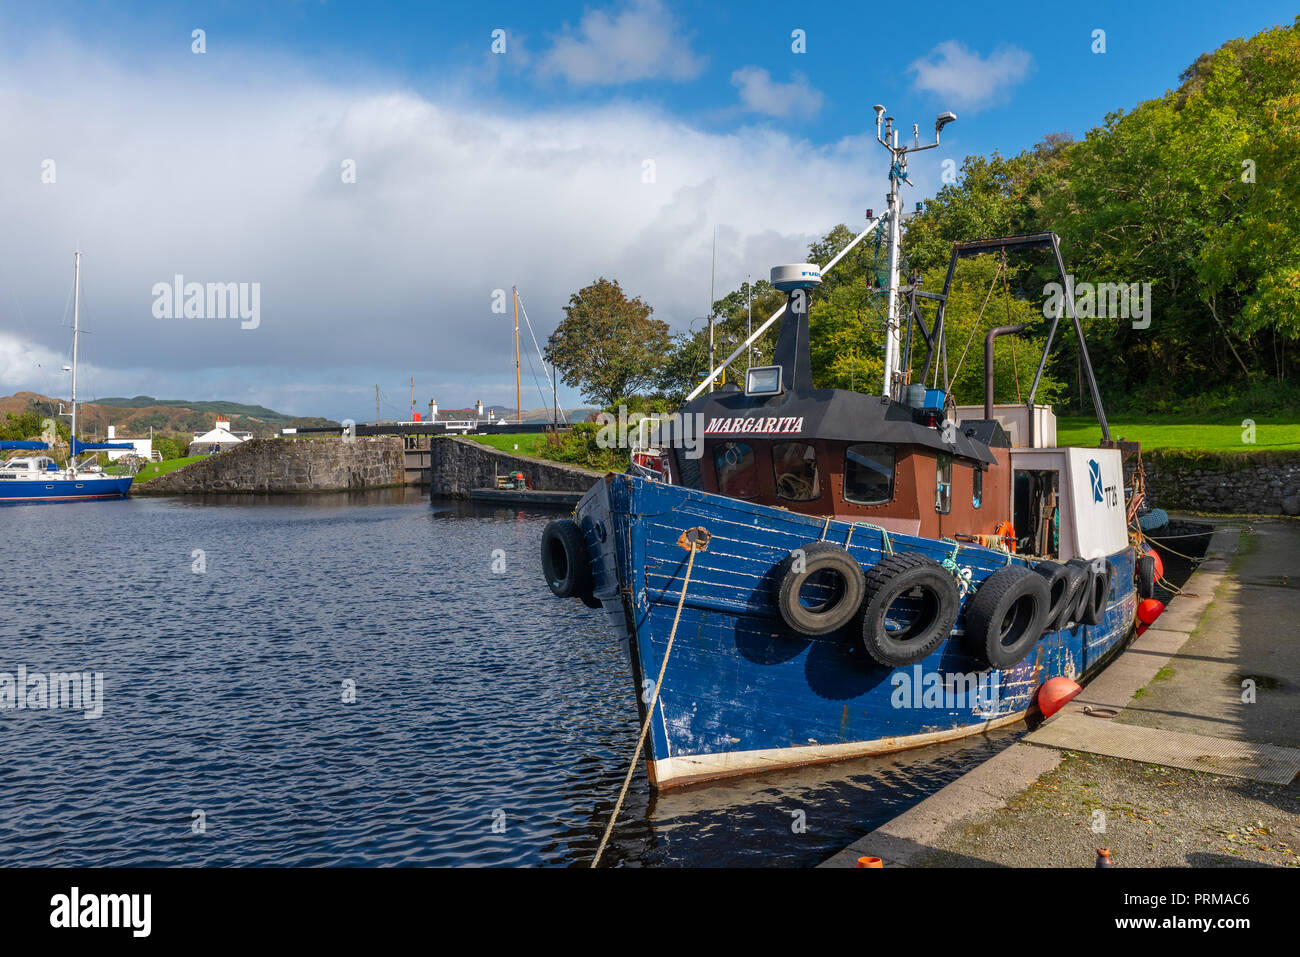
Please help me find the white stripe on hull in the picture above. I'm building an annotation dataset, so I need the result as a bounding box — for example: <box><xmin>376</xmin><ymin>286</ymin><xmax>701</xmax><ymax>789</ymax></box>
<box><xmin>647</xmin><ymin>710</ymin><xmax>1029</xmax><ymax>789</ymax></box>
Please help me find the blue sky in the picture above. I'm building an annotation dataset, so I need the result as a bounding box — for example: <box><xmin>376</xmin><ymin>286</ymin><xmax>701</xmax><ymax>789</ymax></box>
<box><xmin>0</xmin><ymin>1</ymin><xmax>1293</xmax><ymax>421</ymax></box>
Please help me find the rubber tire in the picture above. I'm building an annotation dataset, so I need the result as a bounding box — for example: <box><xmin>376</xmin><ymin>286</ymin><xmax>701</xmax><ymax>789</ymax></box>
<box><xmin>1066</xmin><ymin>559</ymin><xmax>1097</xmax><ymax>625</ymax></box>
<box><xmin>1032</xmin><ymin>561</ymin><xmax>1074</xmax><ymax>632</ymax></box>
<box><xmin>541</xmin><ymin>519</ymin><xmax>594</xmax><ymax>603</ymax></box>
<box><xmin>773</xmin><ymin>542</ymin><xmax>866</xmax><ymax>636</ymax></box>
<box><xmin>1079</xmin><ymin>559</ymin><xmax>1113</xmax><ymax>626</ymax></box>
<box><xmin>1051</xmin><ymin>563</ymin><xmax>1089</xmax><ymax>630</ymax></box>
<box><xmin>1136</xmin><ymin>554</ymin><xmax>1156</xmax><ymax>600</ymax></box>
<box><xmin>964</xmin><ymin>565</ymin><xmax>1052</xmax><ymax>670</ymax></box>
<box><xmin>858</xmin><ymin>553</ymin><xmax>961</xmax><ymax>666</ymax></box>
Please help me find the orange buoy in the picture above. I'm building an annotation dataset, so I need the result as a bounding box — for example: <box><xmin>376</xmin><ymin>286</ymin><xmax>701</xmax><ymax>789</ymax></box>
<box><xmin>1136</xmin><ymin>622</ymin><xmax>1149</xmax><ymax>636</ymax></box>
<box><xmin>1037</xmin><ymin>676</ymin><xmax>1081</xmax><ymax>718</ymax></box>
<box><xmin>856</xmin><ymin>856</ymin><xmax>883</xmax><ymax>868</ymax></box>
<box><xmin>1137</xmin><ymin>598</ymin><xmax>1165</xmax><ymax>625</ymax></box>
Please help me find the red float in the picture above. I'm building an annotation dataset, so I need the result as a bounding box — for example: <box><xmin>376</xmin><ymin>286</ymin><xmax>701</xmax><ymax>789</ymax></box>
<box><xmin>1137</xmin><ymin>598</ymin><xmax>1165</xmax><ymax>624</ymax></box>
<box><xmin>1037</xmin><ymin>676</ymin><xmax>1082</xmax><ymax>718</ymax></box>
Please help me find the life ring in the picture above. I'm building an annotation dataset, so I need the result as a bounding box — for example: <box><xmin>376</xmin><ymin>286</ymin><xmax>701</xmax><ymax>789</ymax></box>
<box><xmin>858</xmin><ymin>553</ymin><xmax>961</xmax><ymax>666</ymax></box>
<box><xmin>541</xmin><ymin>518</ymin><xmax>598</xmax><ymax>606</ymax></box>
<box><xmin>773</xmin><ymin>542</ymin><xmax>865</xmax><ymax>635</ymax></box>
<box><xmin>1031</xmin><ymin>560</ymin><xmax>1085</xmax><ymax>632</ymax></box>
<box><xmin>964</xmin><ymin>565</ymin><xmax>1052</xmax><ymax>669</ymax></box>
<box><xmin>993</xmin><ymin>520</ymin><xmax>1017</xmax><ymax>553</ymax></box>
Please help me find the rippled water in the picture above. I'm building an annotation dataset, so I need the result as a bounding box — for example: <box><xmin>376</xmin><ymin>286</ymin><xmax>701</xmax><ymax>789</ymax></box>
<box><xmin>0</xmin><ymin>491</ymin><xmax>1019</xmax><ymax>867</ymax></box>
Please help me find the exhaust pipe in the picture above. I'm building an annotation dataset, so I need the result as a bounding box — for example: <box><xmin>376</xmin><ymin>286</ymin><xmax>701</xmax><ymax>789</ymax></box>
<box><xmin>984</xmin><ymin>324</ymin><xmax>1028</xmax><ymax>420</ymax></box>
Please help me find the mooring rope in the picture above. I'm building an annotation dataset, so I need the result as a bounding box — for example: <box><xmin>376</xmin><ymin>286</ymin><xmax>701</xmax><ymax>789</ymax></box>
<box><xmin>591</xmin><ymin>536</ymin><xmax>704</xmax><ymax>868</ymax></box>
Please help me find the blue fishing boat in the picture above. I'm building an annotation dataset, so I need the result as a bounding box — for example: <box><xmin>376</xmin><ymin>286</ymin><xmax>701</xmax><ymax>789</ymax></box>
<box><xmin>0</xmin><ymin>252</ymin><xmax>135</xmax><ymax>504</ymax></box>
<box><xmin>542</xmin><ymin>108</ymin><xmax>1152</xmax><ymax>789</ymax></box>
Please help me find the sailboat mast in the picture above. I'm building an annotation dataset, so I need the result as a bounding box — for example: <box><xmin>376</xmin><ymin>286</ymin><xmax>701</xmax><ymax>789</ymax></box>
<box><xmin>513</xmin><ymin>285</ymin><xmax>521</xmax><ymax>425</ymax></box>
<box><xmin>71</xmin><ymin>250</ymin><xmax>81</xmax><ymax>452</ymax></box>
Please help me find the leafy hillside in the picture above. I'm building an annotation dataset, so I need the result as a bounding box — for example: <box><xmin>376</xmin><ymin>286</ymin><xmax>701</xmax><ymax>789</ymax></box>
<box><xmin>0</xmin><ymin>392</ymin><xmax>337</xmax><ymax>439</ymax></box>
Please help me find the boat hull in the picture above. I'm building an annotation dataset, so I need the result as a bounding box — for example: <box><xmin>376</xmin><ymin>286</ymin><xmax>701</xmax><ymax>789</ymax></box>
<box><xmin>577</xmin><ymin>473</ymin><xmax>1137</xmax><ymax>789</ymax></box>
<box><xmin>0</xmin><ymin>476</ymin><xmax>133</xmax><ymax>503</ymax></box>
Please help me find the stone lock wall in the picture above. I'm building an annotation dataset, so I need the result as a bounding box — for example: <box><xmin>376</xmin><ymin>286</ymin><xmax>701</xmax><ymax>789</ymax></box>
<box><xmin>135</xmin><ymin>436</ymin><xmax>406</xmax><ymax>494</ymax></box>
<box><xmin>428</xmin><ymin>435</ymin><xmax>604</xmax><ymax>498</ymax></box>
<box><xmin>1142</xmin><ymin>450</ymin><xmax>1300</xmax><ymax>516</ymax></box>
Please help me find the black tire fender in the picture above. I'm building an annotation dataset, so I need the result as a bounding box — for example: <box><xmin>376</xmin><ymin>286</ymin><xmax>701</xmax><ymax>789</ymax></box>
<box><xmin>858</xmin><ymin>552</ymin><xmax>961</xmax><ymax>667</ymax></box>
<box><xmin>1066</xmin><ymin>558</ymin><xmax>1097</xmax><ymax>625</ymax></box>
<box><xmin>1050</xmin><ymin>562</ymin><xmax>1089</xmax><ymax>630</ymax></box>
<box><xmin>1031</xmin><ymin>561</ymin><xmax>1077</xmax><ymax>633</ymax></box>
<box><xmin>541</xmin><ymin>518</ymin><xmax>595</xmax><ymax>603</ymax></box>
<box><xmin>773</xmin><ymin>542</ymin><xmax>866</xmax><ymax>636</ymax></box>
<box><xmin>1136</xmin><ymin>554</ymin><xmax>1156</xmax><ymax>600</ymax></box>
<box><xmin>964</xmin><ymin>565</ymin><xmax>1052</xmax><ymax>670</ymax></box>
<box><xmin>1079</xmin><ymin>559</ymin><xmax>1113</xmax><ymax>626</ymax></box>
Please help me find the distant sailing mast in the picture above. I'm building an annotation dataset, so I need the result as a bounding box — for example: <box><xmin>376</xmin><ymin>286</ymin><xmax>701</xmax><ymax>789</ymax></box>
<box><xmin>70</xmin><ymin>250</ymin><xmax>81</xmax><ymax>448</ymax></box>
<box><xmin>58</xmin><ymin>250</ymin><xmax>84</xmax><ymax>459</ymax></box>
<box><xmin>513</xmin><ymin>285</ymin><xmax>522</xmax><ymax>425</ymax></box>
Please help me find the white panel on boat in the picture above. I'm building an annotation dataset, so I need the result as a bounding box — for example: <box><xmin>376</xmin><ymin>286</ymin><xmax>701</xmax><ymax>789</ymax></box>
<box><xmin>956</xmin><ymin>403</ymin><xmax>1056</xmax><ymax>448</ymax></box>
<box><xmin>1065</xmin><ymin>446</ymin><xmax>1127</xmax><ymax>559</ymax></box>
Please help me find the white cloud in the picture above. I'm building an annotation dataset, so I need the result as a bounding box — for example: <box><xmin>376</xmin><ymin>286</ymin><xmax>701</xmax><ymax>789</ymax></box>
<box><xmin>0</xmin><ymin>37</ymin><xmax>893</xmax><ymax>421</ymax></box>
<box><xmin>536</xmin><ymin>0</ymin><xmax>704</xmax><ymax>85</ymax></box>
<box><xmin>907</xmin><ymin>41</ymin><xmax>1033</xmax><ymax>110</ymax></box>
<box><xmin>730</xmin><ymin>67</ymin><xmax>823</xmax><ymax>117</ymax></box>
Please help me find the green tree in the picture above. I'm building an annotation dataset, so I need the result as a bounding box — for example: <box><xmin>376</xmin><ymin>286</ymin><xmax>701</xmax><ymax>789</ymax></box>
<box><xmin>544</xmin><ymin>277</ymin><xmax>670</xmax><ymax>406</ymax></box>
<box><xmin>657</xmin><ymin>278</ymin><xmax>785</xmax><ymax>400</ymax></box>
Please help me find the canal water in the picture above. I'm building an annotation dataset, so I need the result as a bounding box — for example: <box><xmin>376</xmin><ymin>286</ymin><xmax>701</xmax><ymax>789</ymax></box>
<box><xmin>0</xmin><ymin>491</ymin><xmax>1020</xmax><ymax>867</ymax></box>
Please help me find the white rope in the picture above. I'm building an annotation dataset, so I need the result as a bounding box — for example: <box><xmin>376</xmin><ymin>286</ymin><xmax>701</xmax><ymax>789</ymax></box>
<box><xmin>591</xmin><ymin>542</ymin><xmax>702</xmax><ymax>867</ymax></box>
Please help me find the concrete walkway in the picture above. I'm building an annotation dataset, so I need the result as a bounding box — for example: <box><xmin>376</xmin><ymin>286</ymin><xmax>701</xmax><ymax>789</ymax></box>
<box><xmin>823</xmin><ymin>519</ymin><xmax>1300</xmax><ymax>868</ymax></box>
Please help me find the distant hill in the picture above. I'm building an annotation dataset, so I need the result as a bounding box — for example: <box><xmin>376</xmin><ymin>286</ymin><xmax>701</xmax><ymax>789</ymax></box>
<box><xmin>95</xmin><ymin>396</ymin><xmax>313</xmax><ymax>428</ymax></box>
<box><xmin>0</xmin><ymin>392</ymin><xmax>338</xmax><ymax>439</ymax></box>
<box><xmin>484</xmin><ymin>405</ymin><xmax>600</xmax><ymax>423</ymax></box>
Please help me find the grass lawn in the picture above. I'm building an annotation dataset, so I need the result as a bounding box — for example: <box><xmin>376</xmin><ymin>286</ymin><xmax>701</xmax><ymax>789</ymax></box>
<box><xmin>131</xmin><ymin>455</ymin><xmax>208</xmax><ymax>483</ymax></box>
<box><xmin>1056</xmin><ymin>415</ymin><xmax>1300</xmax><ymax>452</ymax></box>
<box><xmin>465</xmin><ymin>433</ymin><xmax>548</xmax><ymax>457</ymax></box>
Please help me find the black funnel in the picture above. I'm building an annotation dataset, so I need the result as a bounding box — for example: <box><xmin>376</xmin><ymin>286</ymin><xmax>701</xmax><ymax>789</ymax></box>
<box><xmin>772</xmin><ymin>290</ymin><xmax>813</xmax><ymax>392</ymax></box>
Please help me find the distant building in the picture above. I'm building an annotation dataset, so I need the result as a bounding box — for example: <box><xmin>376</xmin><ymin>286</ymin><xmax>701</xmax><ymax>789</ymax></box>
<box><xmin>104</xmin><ymin>425</ymin><xmax>153</xmax><ymax>462</ymax></box>
<box><xmin>189</xmin><ymin>419</ymin><xmax>252</xmax><ymax>455</ymax></box>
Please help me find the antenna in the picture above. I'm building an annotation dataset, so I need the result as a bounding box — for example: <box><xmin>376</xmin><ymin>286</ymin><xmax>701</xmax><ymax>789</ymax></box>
<box><xmin>873</xmin><ymin>103</ymin><xmax>956</xmax><ymax>401</ymax></box>
<box><xmin>708</xmin><ymin>227</ymin><xmax>717</xmax><ymax>393</ymax></box>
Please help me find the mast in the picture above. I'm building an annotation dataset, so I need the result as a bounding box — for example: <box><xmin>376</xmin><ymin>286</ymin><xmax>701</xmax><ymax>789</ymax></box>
<box><xmin>883</xmin><ymin>131</ymin><xmax>902</xmax><ymax>399</ymax></box>
<box><xmin>874</xmin><ymin>105</ymin><xmax>957</xmax><ymax>400</ymax></box>
<box><xmin>708</xmin><ymin>228</ymin><xmax>716</xmax><ymax>392</ymax></box>
<box><xmin>71</xmin><ymin>250</ymin><xmax>81</xmax><ymax>453</ymax></box>
<box><xmin>513</xmin><ymin>285</ymin><xmax>521</xmax><ymax>424</ymax></box>
<box><xmin>747</xmin><ymin>274</ymin><xmax>753</xmax><ymax>369</ymax></box>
